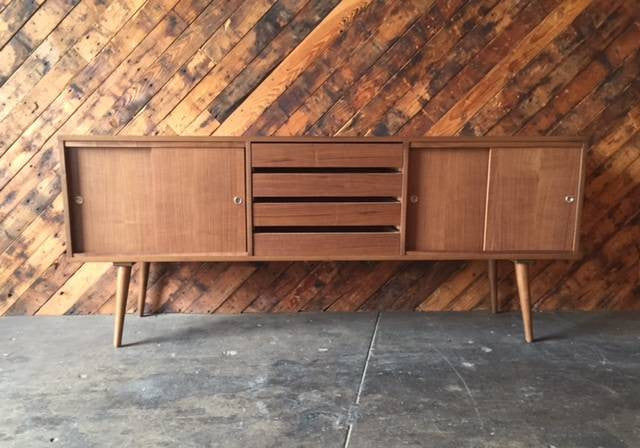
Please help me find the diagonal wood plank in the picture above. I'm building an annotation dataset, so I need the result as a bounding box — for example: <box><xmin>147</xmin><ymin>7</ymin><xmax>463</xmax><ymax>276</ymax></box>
<box><xmin>420</xmin><ymin>0</ymin><xmax>592</xmax><ymax>136</ymax></box>
<box><xmin>213</xmin><ymin>0</ymin><xmax>375</xmax><ymax>136</ymax></box>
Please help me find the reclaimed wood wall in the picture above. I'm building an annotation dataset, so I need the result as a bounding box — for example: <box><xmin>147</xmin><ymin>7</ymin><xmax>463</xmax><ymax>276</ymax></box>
<box><xmin>0</xmin><ymin>0</ymin><xmax>639</xmax><ymax>317</ymax></box>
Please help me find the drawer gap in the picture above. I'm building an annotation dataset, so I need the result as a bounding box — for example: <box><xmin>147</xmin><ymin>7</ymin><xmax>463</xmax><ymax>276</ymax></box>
<box><xmin>253</xmin><ymin>167</ymin><xmax>400</xmax><ymax>173</ymax></box>
<box><xmin>254</xmin><ymin>226</ymin><xmax>399</xmax><ymax>233</ymax></box>
<box><xmin>253</xmin><ymin>197</ymin><xmax>400</xmax><ymax>203</ymax></box>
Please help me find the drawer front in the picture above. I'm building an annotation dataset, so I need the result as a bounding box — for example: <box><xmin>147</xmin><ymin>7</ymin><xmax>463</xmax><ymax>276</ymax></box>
<box><xmin>252</xmin><ymin>142</ymin><xmax>403</xmax><ymax>167</ymax></box>
<box><xmin>253</xmin><ymin>202</ymin><xmax>401</xmax><ymax>226</ymax></box>
<box><xmin>254</xmin><ymin>232</ymin><xmax>400</xmax><ymax>256</ymax></box>
<box><xmin>252</xmin><ymin>173</ymin><xmax>403</xmax><ymax>197</ymax></box>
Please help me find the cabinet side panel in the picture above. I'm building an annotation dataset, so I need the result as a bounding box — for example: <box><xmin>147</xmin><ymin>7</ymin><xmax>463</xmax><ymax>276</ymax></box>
<box><xmin>407</xmin><ymin>148</ymin><xmax>489</xmax><ymax>251</ymax></box>
<box><xmin>66</xmin><ymin>147</ymin><xmax>152</xmax><ymax>254</ymax></box>
<box><xmin>485</xmin><ymin>147</ymin><xmax>582</xmax><ymax>252</ymax></box>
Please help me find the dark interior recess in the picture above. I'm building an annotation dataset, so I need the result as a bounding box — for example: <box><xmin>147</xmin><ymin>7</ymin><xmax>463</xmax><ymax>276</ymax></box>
<box><xmin>252</xmin><ymin>167</ymin><xmax>401</xmax><ymax>173</ymax></box>
<box><xmin>253</xmin><ymin>226</ymin><xmax>400</xmax><ymax>233</ymax></box>
<box><xmin>252</xmin><ymin>197</ymin><xmax>400</xmax><ymax>203</ymax></box>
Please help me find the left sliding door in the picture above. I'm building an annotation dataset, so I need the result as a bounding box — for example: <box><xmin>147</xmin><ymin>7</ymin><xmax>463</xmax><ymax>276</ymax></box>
<box><xmin>64</xmin><ymin>144</ymin><xmax>246</xmax><ymax>257</ymax></box>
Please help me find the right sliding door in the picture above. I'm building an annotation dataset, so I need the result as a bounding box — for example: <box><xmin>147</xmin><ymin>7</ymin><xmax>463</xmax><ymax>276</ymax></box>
<box><xmin>484</xmin><ymin>146</ymin><xmax>583</xmax><ymax>253</ymax></box>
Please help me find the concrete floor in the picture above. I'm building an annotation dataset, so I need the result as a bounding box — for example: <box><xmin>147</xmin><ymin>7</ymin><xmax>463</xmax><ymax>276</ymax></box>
<box><xmin>0</xmin><ymin>312</ymin><xmax>638</xmax><ymax>447</ymax></box>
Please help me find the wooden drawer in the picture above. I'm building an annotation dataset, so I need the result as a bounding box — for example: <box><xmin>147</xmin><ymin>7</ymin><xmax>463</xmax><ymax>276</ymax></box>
<box><xmin>253</xmin><ymin>202</ymin><xmax>401</xmax><ymax>226</ymax></box>
<box><xmin>252</xmin><ymin>173</ymin><xmax>402</xmax><ymax>197</ymax></box>
<box><xmin>252</xmin><ymin>142</ymin><xmax>403</xmax><ymax>167</ymax></box>
<box><xmin>253</xmin><ymin>232</ymin><xmax>400</xmax><ymax>256</ymax></box>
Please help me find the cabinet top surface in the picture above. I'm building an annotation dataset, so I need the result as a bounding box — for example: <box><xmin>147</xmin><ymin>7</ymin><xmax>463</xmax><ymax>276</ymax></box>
<box><xmin>59</xmin><ymin>135</ymin><xmax>585</xmax><ymax>147</ymax></box>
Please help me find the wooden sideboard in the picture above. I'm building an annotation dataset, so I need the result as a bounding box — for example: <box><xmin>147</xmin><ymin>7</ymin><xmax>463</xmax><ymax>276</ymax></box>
<box><xmin>59</xmin><ymin>136</ymin><xmax>586</xmax><ymax>347</ymax></box>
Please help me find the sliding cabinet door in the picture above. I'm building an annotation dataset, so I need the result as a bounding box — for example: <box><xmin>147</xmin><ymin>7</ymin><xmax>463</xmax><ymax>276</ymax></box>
<box><xmin>66</xmin><ymin>146</ymin><xmax>246</xmax><ymax>256</ymax></box>
<box><xmin>406</xmin><ymin>148</ymin><xmax>489</xmax><ymax>252</ymax></box>
<box><xmin>484</xmin><ymin>147</ymin><xmax>582</xmax><ymax>252</ymax></box>
<box><xmin>150</xmin><ymin>147</ymin><xmax>246</xmax><ymax>254</ymax></box>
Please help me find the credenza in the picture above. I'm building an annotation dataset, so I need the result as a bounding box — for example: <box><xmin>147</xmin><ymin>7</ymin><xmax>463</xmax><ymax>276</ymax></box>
<box><xmin>59</xmin><ymin>136</ymin><xmax>586</xmax><ymax>347</ymax></box>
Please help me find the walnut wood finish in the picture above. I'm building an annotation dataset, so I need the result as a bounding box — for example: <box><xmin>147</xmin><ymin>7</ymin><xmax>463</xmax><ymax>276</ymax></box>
<box><xmin>66</xmin><ymin>147</ymin><xmax>151</xmax><ymax>254</ymax></box>
<box><xmin>514</xmin><ymin>261</ymin><xmax>534</xmax><ymax>343</ymax></box>
<box><xmin>253</xmin><ymin>202</ymin><xmax>401</xmax><ymax>227</ymax></box>
<box><xmin>488</xmin><ymin>260</ymin><xmax>498</xmax><ymax>314</ymax></box>
<box><xmin>138</xmin><ymin>262</ymin><xmax>149</xmax><ymax>317</ymax></box>
<box><xmin>252</xmin><ymin>173</ymin><xmax>403</xmax><ymax>197</ymax></box>
<box><xmin>252</xmin><ymin>142</ymin><xmax>403</xmax><ymax>167</ymax></box>
<box><xmin>485</xmin><ymin>147</ymin><xmax>583</xmax><ymax>252</ymax></box>
<box><xmin>407</xmin><ymin>148</ymin><xmax>489</xmax><ymax>251</ymax></box>
<box><xmin>113</xmin><ymin>263</ymin><xmax>132</xmax><ymax>348</ymax></box>
<box><xmin>66</xmin><ymin>144</ymin><xmax>247</xmax><ymax>256</ymax></box>
<box><xmin>61</xmin><ymin>136</ymin><xmax>585</xmax><ymax>263</ymax></box>
<box><xmin>3</xmin><ymin>0</ymin><xmax>637</xmax><ymax>327</ymax></box>
<box><xmin>149</xmin><ymin>147</ymin><xmax>246</xmax><ymax>254</ymax></box>
<box><xmin>59</xmin><ymin>135</ymin><xmax>585</xmax><ymax>346</ymax></box>
<box><xmin>254</xmin><ymin>232</ymin><xmax>401</xmax><ymax>257</ymax></box>
<box><xmin>1</xmin><ymin>0</ymin><xmax>637</xmax><ymax>349</ymax></box>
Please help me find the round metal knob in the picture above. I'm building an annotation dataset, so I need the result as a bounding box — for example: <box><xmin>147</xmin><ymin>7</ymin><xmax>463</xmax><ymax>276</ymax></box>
<box><xmin>564</xmin><ymin>195</ymin><xmax>575</xmax><ymax>204</ymax></box>
<box><xmin>409</xmin><ymin>195</ymin><xmax>419</xmax><ymax>204</ymax></box>
<box><xmin>73</xmin><ymin>195</ymin><xmax>84</xmax><ymax>205</ymax></box>
<box><xmin>233</xmin><ymin>196</ymin><xmax>243</xmax><ymax>205</ymax></box>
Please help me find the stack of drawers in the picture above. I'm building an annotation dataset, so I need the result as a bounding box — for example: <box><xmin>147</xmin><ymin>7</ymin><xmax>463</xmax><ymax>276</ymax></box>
<box><xmin>251</xmin><ymin>141</ymin><xmax>405</xmax><ymax>257</ymax></box>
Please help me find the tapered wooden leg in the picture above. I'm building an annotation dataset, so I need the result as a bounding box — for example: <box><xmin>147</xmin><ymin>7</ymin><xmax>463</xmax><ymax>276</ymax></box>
<box><xmin>488</xmin><ymin>260</ymin><xmax>498</xmax><ymax>314</ymax></box>
<box><xmin>138</xmin><ymin>262</ymin><xmax>149</xmax><ymax>317</ymax></box>
<box><xmin>114</xmin><ymin>263</ymin><xmax>132</xmax><ymax>348</ymax></box>
<box><xmin>514</xmin><ymin>261</ymin><xmax>533</xmax><ymax>343</ymax></box>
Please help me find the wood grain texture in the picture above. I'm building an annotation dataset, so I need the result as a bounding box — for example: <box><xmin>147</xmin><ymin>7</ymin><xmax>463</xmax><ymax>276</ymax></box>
<box><xmin>514</xmin><ymin>260</ymin><xmax>533</xmax><ymax>342</ymax></box>
<box><xmin>149</xmin><ymin>146</ymin><xmax>246</xmax><ymax>254</ymax></box>
<box><xmin>65</xmin><ymin>145</ymin><xmax>246</xmax><ymax>255</ymax></box>
<box><xmin>254</xmin><ymin>232</ymin><xmax>400</xmax><ymax>257</ymax></box>
<box><xmin>251</xmin><ymin>141</ymin><xmax>403</xmax><ymax>167</ymax></box>
<box><xmin>66</xmin><ymin>147</ymin><xmax>152</xmax><ymax>254</ymax></box>
<box><xmin>253</xmin><ymin>201</ymin><xmax>401</xmax><ymax>227</ymax></box>
<box><xmin>113</xmin><ymin>263</ymin><xmax>132</xmax><ymax>347</ymax></box>
<box><xmin>407</xmin><ymin>148</ymin><xmax>489</xmax><ymax>251</ymax></box>
<box><xmin>485</xmin><ymin>146</ymin><xmax>583</xmax><ymax>251</ymax></box>
<box><xmin>0</xmin><ymin>0</ymin><xmax>639</xmax><ymax>316</ymax></box>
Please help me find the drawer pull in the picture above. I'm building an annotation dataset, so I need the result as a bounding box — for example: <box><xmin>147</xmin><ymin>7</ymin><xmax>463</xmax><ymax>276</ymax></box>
<box><xmin>564</xmin><ymin>195</ymin><xmax>575</xmax><ymax>204</ymax></box>
<box><xmin>233</xmin><ymin>196</ymin><xmax>243</xmax><ymax>205</ymax></box>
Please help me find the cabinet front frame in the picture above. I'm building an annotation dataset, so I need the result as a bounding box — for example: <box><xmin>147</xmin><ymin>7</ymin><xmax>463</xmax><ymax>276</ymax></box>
<box><xmin>60</xmin><ymin>136</ymin><xmax>585</xmax><ymax>262</ymax></box>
